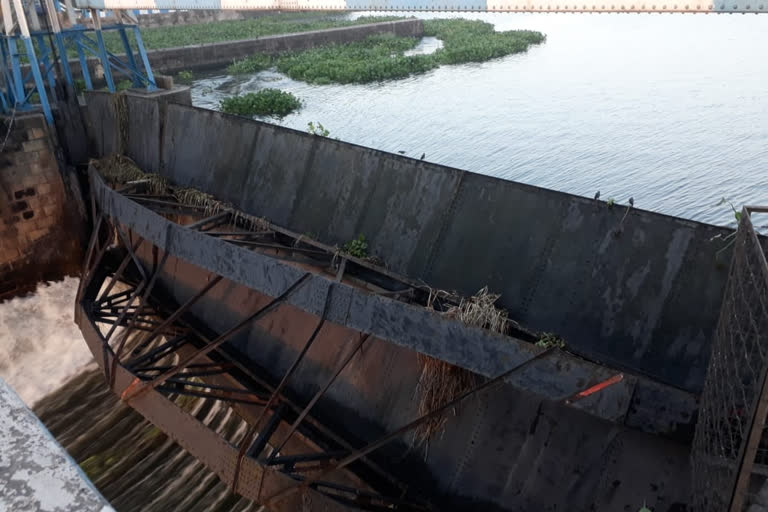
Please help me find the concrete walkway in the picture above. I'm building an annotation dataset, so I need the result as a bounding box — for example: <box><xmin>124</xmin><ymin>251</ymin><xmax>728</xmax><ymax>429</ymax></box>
<box><xmin>0</xmin><ymin>377</ymin><xmax>112</xmax><ymax>512</ymax></box>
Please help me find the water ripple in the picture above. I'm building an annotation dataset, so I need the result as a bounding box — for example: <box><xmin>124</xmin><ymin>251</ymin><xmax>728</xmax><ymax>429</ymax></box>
<box><xmin>191</xmin><ymin>13</ymin><xmax>768</xmax><ymax>227</ymax></box>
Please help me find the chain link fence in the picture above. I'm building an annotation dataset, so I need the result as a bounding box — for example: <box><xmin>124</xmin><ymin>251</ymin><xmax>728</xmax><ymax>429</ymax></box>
<box><xmin>691</xmin><ymin>207</ymin><xmax>768</xmax><ymax>512</ymax></box>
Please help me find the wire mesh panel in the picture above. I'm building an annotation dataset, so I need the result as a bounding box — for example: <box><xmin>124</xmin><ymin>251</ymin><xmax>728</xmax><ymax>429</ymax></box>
<box><xmin>691</xmin><ymin>208</ymin><xmax>768</xmax><ymax>512</ymax></box>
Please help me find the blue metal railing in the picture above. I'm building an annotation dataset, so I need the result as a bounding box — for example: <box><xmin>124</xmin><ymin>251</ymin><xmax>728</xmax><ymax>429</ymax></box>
<box><xmin>0</xmin><ymin>20</ymin><xmax>156</xmax><ymax>124</ymax></box>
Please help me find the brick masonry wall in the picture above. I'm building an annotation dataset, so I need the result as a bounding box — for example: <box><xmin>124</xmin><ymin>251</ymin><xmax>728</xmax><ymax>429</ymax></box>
<box><xmin>0</xmin><ymin>114</ymin><xmax>82</xmax><ymax>299</ymax></box>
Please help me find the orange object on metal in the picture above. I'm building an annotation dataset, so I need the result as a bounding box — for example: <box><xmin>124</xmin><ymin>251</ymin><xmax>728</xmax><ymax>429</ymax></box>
<box><xmin>120</xmin><ymin>377</ymin><xmax>143</xmax><ymax>402</ymax></box>
<box><xmin>577</xmin><ymin>374</ymin><xmax>624</xmax><ymax>398</ymax></box>
<box><xmin>565</xmin><ymin>374</ymin><xmax>624</xmax><ymax>404</ymax></box>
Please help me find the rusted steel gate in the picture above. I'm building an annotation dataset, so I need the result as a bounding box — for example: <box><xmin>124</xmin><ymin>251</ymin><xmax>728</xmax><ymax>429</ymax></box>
<box><xmin>76</xmin><ymin>165</ymin><xmax>567</xmax><ymax>511</ymax></box>
<box><xmin>691</xmin><ymin>207</ymin><xmax>768</xmax><ymax>512</ymax></box>
<box><xmin>77</xmin><ymin>162</ymin><xmax>705</xmax><ymax>510</ymax></box>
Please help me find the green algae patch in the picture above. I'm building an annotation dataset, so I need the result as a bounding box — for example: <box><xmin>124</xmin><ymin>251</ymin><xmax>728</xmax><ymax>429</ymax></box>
<box><xmin>227</xmin><ymin>19</ymin><xmax>545</xmax><ymax>85</ymax></box>
<box><xmin>80</xmin><ymin>451</ymin><xmax>119</xmax><ymax>480</ymax></box>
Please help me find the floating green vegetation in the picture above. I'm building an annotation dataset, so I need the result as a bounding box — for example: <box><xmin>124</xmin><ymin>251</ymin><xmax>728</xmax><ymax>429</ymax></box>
<box><xmin>176</xmin><ymin>70</ymin><xmax>194</xmax><ymax>84</ymax></box>
<box><xmin>275</xmin><ymin>33</ymin><xmax>431</xmax><ymax>84</ymax></box>
<box><xmin>226</xmin><ymin>54</ymin><xmax>273</xmax><ymax>75</ymax></box>
<box><xmin>423</xmin><ymin>18</ymin><xmax>545</xmax><ymax>65</ymax></box>
<box><xmin>227</xmin><ymin>19</ymin><xmax>545</xmax><ymax>85</ymax></box>
<box><xmin>97</xmin><ymin>14</ymin><xmax>404</xmax><ymax>56</ymax></box>
<box><xmin>220</xmin><ymin>89</ymin><xmax>301</xmax><ymax>118</ymax></box>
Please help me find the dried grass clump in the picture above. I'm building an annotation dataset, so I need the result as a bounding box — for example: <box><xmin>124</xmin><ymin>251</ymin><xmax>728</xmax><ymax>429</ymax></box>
<box><xmin>94</xmin><ymin>154</ymin><xmax>168</xmax><ymax>195</ymax></box>
<box><xmin>173</xmin><ymin>187</ymin><xmax>228</xmax><ymax>217</ymax></box>
<box><xmin>414</xmin><ymin>287</ymin><xmax>508</xmax><ymax>445</ymax></box>
<box><xmin>229</xmin><ymin>210</ymin><xmax>270</xmax><ymax>233</ymax></box>
<box><xmin>94</xmin><ymin>155</ymin><xmax>271</xmax><ymax>234</ymax></box>
<box><xmin>414</xmin><ymin>354</ymin><xmax>476</xmax><ymax>446</ymax></box>
<box><xmin>443</xmin><ymin>286</ymin><xmax>508</xmax><ymax>333</ymax></box>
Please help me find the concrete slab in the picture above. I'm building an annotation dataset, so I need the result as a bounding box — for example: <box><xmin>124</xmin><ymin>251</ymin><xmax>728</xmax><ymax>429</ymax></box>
<box><xmin>0</xmin><ymin>377</ymin><xmax>113</xmax><ymax>512</ymax></box>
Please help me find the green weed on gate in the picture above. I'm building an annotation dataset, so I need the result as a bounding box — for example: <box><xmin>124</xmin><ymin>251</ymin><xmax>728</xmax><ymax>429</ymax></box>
<box><xmin>219</xmin><ymin>89</ymin><xmax>302</xmax><ymax>118</ymax></box>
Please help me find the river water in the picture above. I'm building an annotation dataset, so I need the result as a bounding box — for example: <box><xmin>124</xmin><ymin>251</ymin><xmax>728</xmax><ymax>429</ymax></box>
<box><xmin>0</xmin><ymin>277</ymin><xmax>93</xmax><ymax>405</ymax></box>
<box><xmin>0</xmin><ymin>279</ymin><xmax>254</xmax><ymax>511</ymax></box>
<box><xmin>191</xmin><ymin>12</ymin><xmax>768</xmax><ymax>227</ymax></box>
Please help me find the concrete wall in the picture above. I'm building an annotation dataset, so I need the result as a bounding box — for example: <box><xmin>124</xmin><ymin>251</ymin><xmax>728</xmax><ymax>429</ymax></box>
<box><xmin>66</xmin><ymin>19</ymin><xmax>423</xmax><ymax>77</ymax></box>
<box><xmin>0</xmin><ymin>114</ymin><xmax>83</xmax><ymax>300</ymax></box>
<box><xmin>84</xmin><ymin>94</ymin><xmax>734</xmax><ymax>393</ymax></box>
<box><xmin>151</xmin><ymin>18</ymin><xmax>422</xmax><ymax>73</ymax></box>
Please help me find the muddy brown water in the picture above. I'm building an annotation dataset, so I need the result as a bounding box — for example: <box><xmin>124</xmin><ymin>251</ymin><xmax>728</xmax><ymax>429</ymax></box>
<box><xmin>34</xmin><ymin>368</ymin><xmax>257</xmax><ymax>511</ymax></box>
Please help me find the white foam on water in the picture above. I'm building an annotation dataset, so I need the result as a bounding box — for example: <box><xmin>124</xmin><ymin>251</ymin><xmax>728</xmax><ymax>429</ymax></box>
<box><xmin>0</xmin><ymin>277</ymin><xmax>95</xmax><ymax>407</ymax></box>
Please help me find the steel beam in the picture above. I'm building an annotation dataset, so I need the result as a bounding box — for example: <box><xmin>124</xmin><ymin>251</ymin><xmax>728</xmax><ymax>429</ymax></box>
<box><xmin>97</xmin><ymin>238</ymin><xmax>144</xmax><ymax>305</ymax></box>
<box><xmin>75</xmin><ymin>302</ymin><xmax>356</xmax><ymax>512</ymax></box>
<box><xmin>120</xmin><ymin>273</ymin><xmax>311</xmax><ymax>403</ymax></box>
<box><xmin>123</xmin><ymin>334</ymin><xmax>189</xmax><ymax>368</ymax></box>
<box><xmin>267</xmin><ymin>333</ymin><xmax>370</xmax><ymax>464</ymax></box>
<box><xmin>234</xmin><ymin>284</ymin><xmax>334</xmax><ymax>488</ymax></box>
<box><xmin>262</xmin><ymin>348</ymin><xmax>554</xmax><ymax>508</ymax></box>
<box><xmin>90</xmin><ymin>9</ymin><xmax>115</xmax><ymax>92</ymax></box>
<box><xmin>144</xmin><ymin>289</ymin><xmax>411</xmax><ymax>496</ymax></box>
<box><xmin>117</xmin><ymin>25</ymin><xmax>140</xmax><ymax>87</ymax></box>
<box><xmin>76</xmin><ymin>266</ymin><xmax>409</xmax><ymax>510</ymax></box>
<box><xmin>109</xmin><ymin>252</ymin><xmax>170</xmax><ymax>387</ymax></box>
<box><xmin>127</xmin><ymin>275</ymin><xmax>222</xmax><ymax>356</ymax></box>
<box><xmin>74</xmin><ymin>32</ymin><xmax>94</xmax><ymax>90</ymax></box>
<box><xmin>131</xmin><ymin>24</ymin><xmax>155</xmax><ymax>90</ymax></box>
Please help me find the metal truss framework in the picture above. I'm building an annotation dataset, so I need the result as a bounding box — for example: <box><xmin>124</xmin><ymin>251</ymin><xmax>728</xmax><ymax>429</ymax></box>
<box><xmin>84</xmin><ymin>161</ymin><xmax>701</xmax><ymax>445</ymax></box>
<box><xmin>0</xmin><ymin>0</ymin><xmax>155</xmax><ymax>123</ymax></box>
<box><xmin>79</xmin><ymin>272</ymin><xmax>428</xmax><ymax>510</ymax></box>
<box><xmin>83</xmin><ymin>163</ymin><xmax>766</xmax><ymax>509</ymax></box>
<box><xmin>76</xmin><ymin>193</ymin><xmax>568</xmax><ymax>511</ymax></box>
